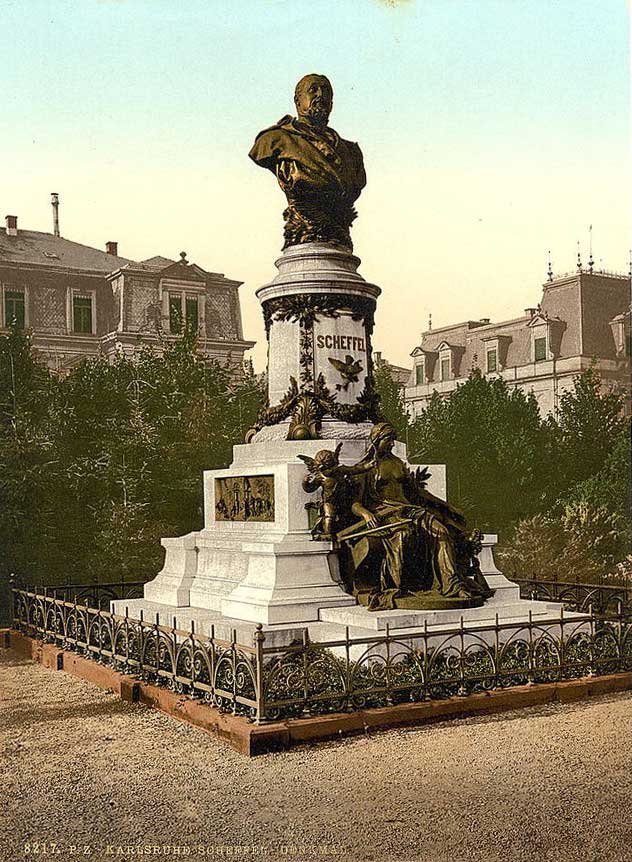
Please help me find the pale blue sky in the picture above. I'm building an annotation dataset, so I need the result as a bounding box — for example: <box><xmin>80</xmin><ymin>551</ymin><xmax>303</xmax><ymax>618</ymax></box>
<box><xmin>2</xmin><ymin>0</ymin><xmax>629</xmax><ymax>368</ymax></box>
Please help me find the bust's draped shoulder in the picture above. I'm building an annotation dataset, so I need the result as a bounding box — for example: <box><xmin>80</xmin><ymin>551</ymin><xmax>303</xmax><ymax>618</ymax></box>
<box><xmin>249</xmin><ymin>116</ymin><xmax>366</xmax><ymax>198</ymax></box>
<box><xmin>248</xmin><ymin>116</ymin><xmax>297</xmax><ymax>170</ymax></box>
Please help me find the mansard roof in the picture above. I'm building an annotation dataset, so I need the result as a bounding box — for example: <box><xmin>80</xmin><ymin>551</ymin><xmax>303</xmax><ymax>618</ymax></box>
<box><xmin>0</xmin><ymin>228</ymin><xmax>131</xmax><ymax>273</ymax></box>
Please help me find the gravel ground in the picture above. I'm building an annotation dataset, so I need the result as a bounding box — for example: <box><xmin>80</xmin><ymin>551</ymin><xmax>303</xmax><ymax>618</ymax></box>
<box><xmin>2</xmin><ymin>648</ymin><xmax>632</xmax><ymax>862</ymax></box>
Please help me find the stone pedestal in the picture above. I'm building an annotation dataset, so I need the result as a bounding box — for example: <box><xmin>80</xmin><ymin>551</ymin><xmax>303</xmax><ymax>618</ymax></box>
<box><xmin>113</xmin><ymin>241</ymin><xmax>569</xmax><ymax>642</ymax></box>
<box><xmin>135</xmin><ymin>436</ymin><xmax>448</xmax><ymax>626</ymax></box>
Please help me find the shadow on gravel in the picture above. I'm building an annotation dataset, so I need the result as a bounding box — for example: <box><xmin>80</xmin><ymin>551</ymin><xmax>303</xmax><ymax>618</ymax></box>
<box><xmin>1</xmin><ymin>698</ymin><xmax>135</xmax><ymax>733</ymax></box>
<box><xmin>281</xmin><ymin>691</ymin><xmax>632</xmax><ymax>757</ymax></box>
<box><xmin>0</xmin><ymin>651</ymin><xmax>34</xmax><ymax>668</ymax></box>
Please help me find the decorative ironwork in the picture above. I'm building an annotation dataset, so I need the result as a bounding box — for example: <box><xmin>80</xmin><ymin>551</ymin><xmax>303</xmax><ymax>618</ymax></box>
<box><xmin>36</xmin><ymin>581</ymin><xmax>145</xmax><ymax>610</ymax></box>
<box><xmin>515</xmin><ymin>577</ymin><xmax>632</xmax><ymax>615</ymax></box>
<box><xmin>12</xmin><ymin>587</ymin><xmax>261</xmax><ymax>720</ymax></box>
<box><xmin>214</xmin><ymin>475</ymin><xmax>275</xmax><ymax>522</ymax></box>
<box><xmin>11</xmin><ymin>584</ymin><xmax>632</xmax><ymax>725</ymax></box>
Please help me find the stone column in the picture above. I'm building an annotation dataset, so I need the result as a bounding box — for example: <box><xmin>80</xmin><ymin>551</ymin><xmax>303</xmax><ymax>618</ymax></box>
<box><xmin>249</xmin><ymin>242</ymin><xmax>382</xmax><ymax>442</ymax></box>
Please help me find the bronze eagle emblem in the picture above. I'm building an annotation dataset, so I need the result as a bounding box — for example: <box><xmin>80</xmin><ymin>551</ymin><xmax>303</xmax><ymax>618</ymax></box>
<box><xmin>328</xmin><ymin>355</ymin><xmax>363</xmax><ymax>391</ymax></box>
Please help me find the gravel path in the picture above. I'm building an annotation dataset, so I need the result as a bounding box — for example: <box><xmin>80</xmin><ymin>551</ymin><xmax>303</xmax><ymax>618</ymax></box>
<box><xmin>2</xmin><ymin>648</ymin><xmax>632</xmax><ymax>862</ymax></box>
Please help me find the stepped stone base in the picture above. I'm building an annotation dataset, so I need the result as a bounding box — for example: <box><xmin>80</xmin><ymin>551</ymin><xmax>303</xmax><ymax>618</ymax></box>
<box><xmin>113</xmin><ymin>525</ymin><xmax>582</xmax><ymax>656</ymax></box>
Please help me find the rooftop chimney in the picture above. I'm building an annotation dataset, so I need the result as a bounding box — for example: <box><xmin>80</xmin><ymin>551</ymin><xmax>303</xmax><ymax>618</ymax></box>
<box><xmin>479</xmin><ymin>318</ymin><xmax>490</xmax><ymax>324</ymax></box>
<box><xmin>525</xmin><ymin>307</ymin><xmax>537</xmax><ymax>318</ymax></box>
<box><xmin>51</xmin><ymin>193</ymin><xmax>60</xmax><ymax>237</ymax></box>
<box><xmin>5</xmin><ymin>215</ymin><xmax>17</xmax><ymax>236</ymax></box>
<box><xmin>105</xmin><ymin>241</ymin><xmax>118</xmax><ymax>256</ymax></box>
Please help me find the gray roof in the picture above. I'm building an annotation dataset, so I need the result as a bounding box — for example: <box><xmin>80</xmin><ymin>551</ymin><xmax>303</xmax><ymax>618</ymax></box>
<box><xmin>140</xmin><ymin>255</ymin><xmax>176</xmax><ymax>268</ymax></box>
<box><xmin>0</xmin><ymin>228</ymin><xmax>132</xmax><ymax>273</ymax></box>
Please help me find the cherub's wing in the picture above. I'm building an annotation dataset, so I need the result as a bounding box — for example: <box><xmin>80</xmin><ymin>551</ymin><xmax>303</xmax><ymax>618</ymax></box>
<box><xmin>297</xmin><ymin>454</ymin><xmax>317</xmax><ymax>472</ymax></box>
<box><xmin>328</xmin><ymin>357</ymin><xmax>346</xmax><ymax>372</ymax></box>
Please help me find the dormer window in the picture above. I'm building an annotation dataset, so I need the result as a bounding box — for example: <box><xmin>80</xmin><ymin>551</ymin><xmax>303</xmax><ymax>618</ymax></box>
<box><xmin>440</xmin><ymin>355</ymin><xmax>450</xmax><ymax>381</ymax></box>
<box><xmin>435</xmin><ymin>340</ymin><xmax>464</xmax><ymax>381</ymax></box>
<box><xmin>480</xmin><ymin>334</ymin><xmax>511</xmax><ymax>373</ymax></box>
<box><xmin>410</xmin><ymin>347</ymin><xmax>437</xmax><ymax>383</ymax></box>
<box><xmin>527</xmin><ymin>312</ymin><xmax>563</xmax><ymax>363</ymax></box>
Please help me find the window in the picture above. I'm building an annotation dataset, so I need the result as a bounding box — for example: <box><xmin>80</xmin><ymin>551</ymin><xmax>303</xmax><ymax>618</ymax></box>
<box><xmin>72</xmin><ymin>295</ymin><xmax>93</xmax><ymax>333</ymax></box>
<box><xmin>185</xmin><ymin>296</ymin><xmax>199</xmax><ymax>332</ymax></box>
<box><xmin>169</xmin><ymin>294</ymin><xmax>182</xmax><ymax>334</ymax></box>
<box><xmin>486</xmin><ymin>348</ymin><xmax>497</xmax><ymax>373</ymax></box>
<box><xmin>4</xmin><ymin>289</ymin><xmax>25</xmax><ymax>329</ymax></box>
<box><xmin>534</xmin><ymin>336</ymin><xmax>547</xmax><ymax>362</ymax></box>
<box><xmin>440</xmin><ymin>357</ymin><xmax>450</xmax><ymax>381</ymax></box>
<box><xmin>415</xmin><ymin>363</ymin><xmax>425</xmax><ymax>385</ymax></box>
<box><xmin>169</xmin><ymin>293</ymin><xmax>199</xmax><ymax>334</ymax></box>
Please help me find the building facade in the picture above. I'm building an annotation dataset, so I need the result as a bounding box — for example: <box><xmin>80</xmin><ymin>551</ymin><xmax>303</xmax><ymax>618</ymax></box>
<box><xmin>404</xmin><ymin>270</ymin><xmax>631</xmax><ymax>418</ymax></box>
<box><xmin>0</xmin><ymin>214</ymin><xmax>254</xmax><ymax>372</ymax></box>
<box><xmin>373</xmin><ymin>351</ymin><xmax>411</xmax><ymax>389</ymax></box>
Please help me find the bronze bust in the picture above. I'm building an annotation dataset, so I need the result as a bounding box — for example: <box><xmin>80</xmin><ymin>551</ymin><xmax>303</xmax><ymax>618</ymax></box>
<box><xmin>249</xmin><ymin>74</ymin><xmax>366</xmax><ymax>250</ymax></box>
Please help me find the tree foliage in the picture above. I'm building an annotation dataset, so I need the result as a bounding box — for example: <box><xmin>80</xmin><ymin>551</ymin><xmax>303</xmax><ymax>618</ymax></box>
<box><xmin>1</xmin><ymin>334</ymin><xmax>628</xmax><ymax>588</ymax></box>
<box><xmin>0</xmin><ymin>331</ymin><xmax>264</xmax><ymax>586</ymax></box>
<box><xmin>373</xmin><ymin>359</ymin><xmax>409</xmax><ymax>441</ymax></box>
<box><xmin>406</xmin><ymin>369</ymin><xmax>554</xmax><ymax>534</ymax></box>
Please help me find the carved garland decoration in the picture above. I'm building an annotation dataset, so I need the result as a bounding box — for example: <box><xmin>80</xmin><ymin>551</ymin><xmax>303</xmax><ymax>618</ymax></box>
<box><xmin>246</xmin><ymin>293</ymin><xmax>381</xmax><ymax>440</ymax></box>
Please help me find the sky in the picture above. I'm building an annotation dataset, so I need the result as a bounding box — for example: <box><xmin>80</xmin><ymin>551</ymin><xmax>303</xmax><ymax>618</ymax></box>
<box><xmin>2</xmin><ymin>0</ymin><xmax>629</xmax><ymax>370</ymax></box>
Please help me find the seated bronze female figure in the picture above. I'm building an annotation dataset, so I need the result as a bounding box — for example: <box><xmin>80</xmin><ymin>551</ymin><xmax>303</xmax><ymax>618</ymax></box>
<box><xmin>337</xmin><ymin>422</ymin><xmax>492</xmax><ymax>611</ymax></box>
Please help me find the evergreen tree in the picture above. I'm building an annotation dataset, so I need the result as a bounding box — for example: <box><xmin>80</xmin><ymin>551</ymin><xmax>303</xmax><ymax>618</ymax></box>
<box><xmin>373</xmin><ymin>359</ymin><xmax>409</xmax><ymax>440</ymax></box>
<box><xmin>0</xmin><ymin>331</ymin><xmax>264</xmax><ymax>586</ymax></box>
<box><xmin>408</xmin><ymin>369</ymin><xmax>553</xmax><ymax>535</ymax></box>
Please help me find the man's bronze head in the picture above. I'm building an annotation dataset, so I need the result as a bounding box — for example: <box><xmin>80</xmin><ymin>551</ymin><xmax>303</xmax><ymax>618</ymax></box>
<box><xmin>294</xmin><ymin>74</ymin><xmax>333</xmax><ymax>128</ymax></box>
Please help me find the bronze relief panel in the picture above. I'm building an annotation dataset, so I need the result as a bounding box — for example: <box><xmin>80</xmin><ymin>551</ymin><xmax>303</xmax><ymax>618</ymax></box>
<box><xmin>214</xmin><ymin>475</ymin><xmax>275</xmax><ymax>522</ymax></box>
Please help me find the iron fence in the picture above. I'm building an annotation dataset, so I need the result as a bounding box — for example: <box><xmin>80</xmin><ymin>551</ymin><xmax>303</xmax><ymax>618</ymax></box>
<box><xmin>515</xmin><ymin>577</ymin><xmax>632</xmax><ymax>615</ymax></box>
<box><xmin>10</xmin><ymin>585</ymin><xmax>632</xmax><ymax>723</ymax></box>
<box><xmin>11</xmin><ymin>587</ymin><xmax>263</xmax><ymax>720</ymax></box>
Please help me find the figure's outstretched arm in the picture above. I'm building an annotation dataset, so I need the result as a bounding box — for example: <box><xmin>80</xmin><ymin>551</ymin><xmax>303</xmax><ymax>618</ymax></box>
<box><xmin>351</xmin><ymin>501</ymin><xmax>379</xmax><ymax>529</ymax></box>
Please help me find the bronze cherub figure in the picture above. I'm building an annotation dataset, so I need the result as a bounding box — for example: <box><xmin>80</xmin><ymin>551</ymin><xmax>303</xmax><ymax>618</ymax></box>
<box><xmin>298</xmin><ymin>443</ymin><xmax>350</xmax><ymax>539</ymax></box>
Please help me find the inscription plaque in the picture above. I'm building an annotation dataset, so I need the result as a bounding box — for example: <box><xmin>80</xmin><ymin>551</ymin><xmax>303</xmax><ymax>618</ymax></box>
<box><xmin>215</xmin><ymin>475</ymin><xmax>275</xmax><ymax>522</ymax></box>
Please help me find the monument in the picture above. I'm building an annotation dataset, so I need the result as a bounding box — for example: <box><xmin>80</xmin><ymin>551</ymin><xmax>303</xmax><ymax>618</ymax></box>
<box><xmin>114</xmin><ymin>75</ymin><xmax>568</xmax><ymax>642</ymax></box>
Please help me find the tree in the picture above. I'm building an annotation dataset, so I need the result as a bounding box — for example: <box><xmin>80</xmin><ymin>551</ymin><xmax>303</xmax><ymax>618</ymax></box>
<box><xmin>0</xmin><ymin>329</ymin><xmax>60</xmax><ymax>582</ymax></box>
<box><xmin>0</xmin><ymin>331</ymin><xmax>264</xmax><ymax>587</ymax></box>
<box><xmin>373</xmin><ymin>360</ymin><xmax>409</xmax><ymax>440</ymax></box>
<box><xmin>407</xmin><ymin>369</ymin><xmax>552</xmax><ymax>535</ymax></box>
<box><xmin>555</xmin><ymin>365</ymin><xmax>626</xmax><ymax>490</ymax></box>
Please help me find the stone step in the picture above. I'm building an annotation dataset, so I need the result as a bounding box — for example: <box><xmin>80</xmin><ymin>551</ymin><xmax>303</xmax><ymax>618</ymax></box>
<box><xmin>318</xmin><ymin>599</ymin><xmax>571</xmax><ymax>631</ymax></box>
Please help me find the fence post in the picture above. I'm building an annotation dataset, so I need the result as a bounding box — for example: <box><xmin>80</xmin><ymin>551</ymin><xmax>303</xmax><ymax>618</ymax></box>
<box><xmin>457</xmin><ymin>616</ymin><xmax>467</xmax><ymax>696</ymax></box>
<box><xmin>6</xmin><ymin>573</ymin><xmax>16</xmax><ymax>628</ymax></box>
<box><xmin>189</xmin><ymin>620</ymin><xmax>196</xmax><ymax>695</ymax></box>
<box><xmin>423</xmin><ymin>618</ymin><xmax>430</xmax><ymax>701</ymax></box>
<box><xmin>253</xmin><ymin>624</ymin><xmax>265</xmax><ymax>724</ymax></box>
<box><xmin>526</xmin><ymin>610</ymin><xmax>535</xmax><ymax>685</ymax></box>
<box><xmin>301</xmin><ymin>628</ymin><xmax>310</xmax><ymax>717</ymax></box>
<box><xmin>385</xmin><ymin>622</ymin><xmax>394</xmax><ymax>706</ymax></box>
<box><xmin>587</xmin><ymin>603</ymin><xmax>596</xmax><ymax>677</ymax></box>
<box><xmin>344</xmin><ymin>626</ymin><xmax>354</xmax><ymax>712</ymax></box>
<box><xmin>231</xmin><ymin>628</ymin><xmax>238</xmax><ymax>715</ymax></box>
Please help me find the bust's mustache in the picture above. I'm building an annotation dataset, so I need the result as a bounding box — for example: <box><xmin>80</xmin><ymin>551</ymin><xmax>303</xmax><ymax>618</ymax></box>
<box><xmin>302</xmin><ymin>101</ymin><xmax>330</xmax><ymax>121</ymax></box>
